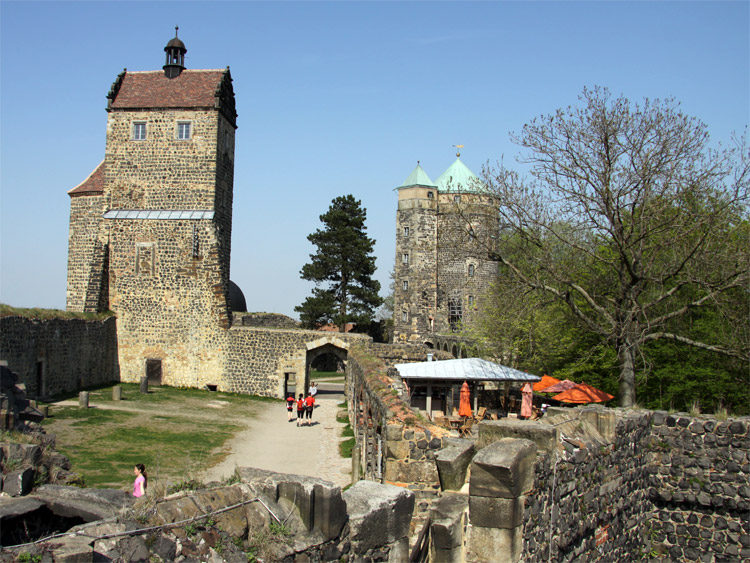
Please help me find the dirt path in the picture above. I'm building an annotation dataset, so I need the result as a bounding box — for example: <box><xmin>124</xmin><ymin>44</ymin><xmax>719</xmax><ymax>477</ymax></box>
<box><xmin>54</xmin><ymin>382</ymin><xmax>352</xmax><ymax>489</ymax></box>
<box><xmin>201</xmin><ymin>387</ymin><xmax>352</xmax><ymax>488</ymax></box>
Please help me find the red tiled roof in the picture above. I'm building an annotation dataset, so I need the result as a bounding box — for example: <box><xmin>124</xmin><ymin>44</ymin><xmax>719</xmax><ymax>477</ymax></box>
<box><xmin>109</xmin><ymin>70</ymin><xmax>225</xmax><ymax>109</ymax></box>
<box><xmin>68</xmin><ymin>161</ymin><xmax>105</xmax><ymax>196</ymax></box>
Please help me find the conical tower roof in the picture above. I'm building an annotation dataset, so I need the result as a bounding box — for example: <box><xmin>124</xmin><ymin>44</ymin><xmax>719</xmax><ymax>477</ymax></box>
<box><xmin>396</xmin><ymin>162</ymin><xmax>437</xmax><ymax>190</ymax></box>
<box><xmin>435</xmin><ymin>157</ymin><xmax>482</xmax><ymax>193</ymax></box>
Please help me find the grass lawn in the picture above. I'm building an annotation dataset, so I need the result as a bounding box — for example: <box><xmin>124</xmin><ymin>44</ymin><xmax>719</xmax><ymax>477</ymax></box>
<box><xmin>42</xmin><ymin>383</ymin><xmax>273</xmax><ymax>490</ymax></box>
<box><xmin>310</xmin><ymin>370</ymin><xmax>345</xmax><ymax>380</ymax></box>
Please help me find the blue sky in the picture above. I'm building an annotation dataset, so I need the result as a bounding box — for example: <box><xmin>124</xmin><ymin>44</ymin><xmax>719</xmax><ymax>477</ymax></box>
<box><xmin>1</xmin><ymin>1</ymin><xmax>748</xmax><ymax>318</ymax></box>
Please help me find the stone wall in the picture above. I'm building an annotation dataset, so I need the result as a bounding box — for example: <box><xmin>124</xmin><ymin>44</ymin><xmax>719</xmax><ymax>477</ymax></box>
<box><xmin>225</xmin><ymin>328</ymin><xmax>369</xmax><ymax>397</ymax></box>
<box><xmin>0</xmin><ymin>316</ymin><xmax>118</xmax><ymax>398</ymax></box>
<box><xmin>648</xmin><ymin>411</ymin><xmax>749</xmax><ymax>562</ymax></box>
<box><xmin>232</xmin><ymin>312</ymin><xmax>299</xmax><ymax>329</ymax></box>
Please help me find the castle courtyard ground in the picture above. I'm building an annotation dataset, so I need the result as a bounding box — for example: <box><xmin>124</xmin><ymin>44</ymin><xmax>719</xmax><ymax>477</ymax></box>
<box><xmin>52</xmin><ymin>380</ymin><xmax>352</xmax><ymax>490</ymax></box>
<box><xmin>201</xmin><ymin>381</ymin><xmax>352</xmax><ymax>487</ymax></box>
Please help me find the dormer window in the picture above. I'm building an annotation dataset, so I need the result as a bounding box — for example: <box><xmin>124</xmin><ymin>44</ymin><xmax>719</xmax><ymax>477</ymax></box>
<box><xmin>132</xmin><ymin>122</ymin><xmax>146</xmax><ymax>141</ymax></box>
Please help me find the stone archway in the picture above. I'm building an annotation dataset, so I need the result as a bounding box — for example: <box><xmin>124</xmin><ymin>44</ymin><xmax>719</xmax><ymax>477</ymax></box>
<box><xmin>304</xmin><ymin>337</ymin><xmax>349</xmax><ymax>395</ymax></box>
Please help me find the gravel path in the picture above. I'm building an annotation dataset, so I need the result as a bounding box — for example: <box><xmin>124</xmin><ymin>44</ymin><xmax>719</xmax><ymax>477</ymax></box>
<box><xmin>201</xmin><ymin>385</ymin><xmax>352</xmax><ymax>488</ymax></box>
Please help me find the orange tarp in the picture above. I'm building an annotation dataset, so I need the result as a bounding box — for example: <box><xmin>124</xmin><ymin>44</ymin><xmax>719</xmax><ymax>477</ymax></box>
<box><xmin>541</xmin><ymin>379</ymin><xmax>578</xmax><ymax>393</ymax></box>
<box><xmin>533</xmin><ymin>374</ymin><xmax>560</xmax><ymax>392</ymax></box>
<box><xmin>458</xmin><ymin>381</ymin><xmax>473</xmax><ymax>418</ymax></box>
<box><xmin>552</xmin><ymin>382</ymin><xmax>614</xmax><ymax>404</ymax></box>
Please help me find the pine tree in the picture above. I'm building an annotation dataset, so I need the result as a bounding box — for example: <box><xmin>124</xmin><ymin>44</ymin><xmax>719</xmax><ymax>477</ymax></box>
<box><xmin>295</xmin><ymin>195</ymin><xmax>383</xmax><ymax>332</ymax></box>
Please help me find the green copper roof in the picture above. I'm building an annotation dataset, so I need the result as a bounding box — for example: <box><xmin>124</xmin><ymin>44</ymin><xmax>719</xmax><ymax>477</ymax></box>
<box><xmin>435</xmin><ymin>157</ymin><xmax>482</xmax><ymax>193</ymax></box>
<box><xmin>396</xmin><ymin>163</ymin><xmax>437</xmax><ymax>189</ymax></box>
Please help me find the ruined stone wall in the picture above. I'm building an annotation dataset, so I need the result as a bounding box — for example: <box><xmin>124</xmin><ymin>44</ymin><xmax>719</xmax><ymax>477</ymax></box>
<box><xmin>647</xmin><ymin>412</ymin><xmax>749</xmax><ymax>562</ymax></box>
<box><xmin>0</xmin><ymin>316</ymin><xmax>118</xmax><ymax>397</ymax></box>
<box><xmin>346</xmin><ymin>345</ymin><xmax>448</xmax><ymax>529</ymax></box>
<box><xmin>515</xmin><ymin>411</ymin><xmax>654</xmax><ymax>562</ymax></box>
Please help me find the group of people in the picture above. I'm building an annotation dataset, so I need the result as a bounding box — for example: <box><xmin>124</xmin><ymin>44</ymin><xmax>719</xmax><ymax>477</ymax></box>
<box><xmin>286</xmin><ymin>381</ymin><xmax>318</xmax><ymax>426</ymax></box>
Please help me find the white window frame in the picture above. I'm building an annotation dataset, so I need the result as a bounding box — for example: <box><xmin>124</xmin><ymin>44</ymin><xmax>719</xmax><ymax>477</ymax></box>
<box><xmin>468</xmin><ymin>264</ymin><xmax>475</xmax><ymax>277</ymax></box>
<box><xmin>402</xmin><ymin>253</ymin><xmax>409</xmax><ymax>265</ymax></box>
<box><xmin>403</xmin><ymin>280</ymin><xmax>409</xmax><ymax>291</ymax></box>
<box><xmin>177</xmin><ymin>121</ymin><xmax>192</xmax><ymax>140</ymax></box>
<box><xmin>132</xmin><ymin>121</ymin><xmax>147</xmax><ymax>141</ymax></box>
<box><xmin>403</xmin><ymin>226</ymin><xmax>410</xmax><ymax>237</ymax></box>
<box><xmin>402</xmin><ymin>311</ymin><xmax>408</xmax><ymax>322</ymax></box>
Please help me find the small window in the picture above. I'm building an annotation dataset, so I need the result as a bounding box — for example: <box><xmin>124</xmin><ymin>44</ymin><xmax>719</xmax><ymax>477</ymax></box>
<box><xmin>403</xmin><ymin>226</ymin><xmax>410</xmax><ymax>237</ymax></box>
<box><xmin>177</xmin><ymin>121</ymin><xmax>191</xmax><ymax>140</ymax></box>
<box><xmin>403</xmin><ymin>281</ymin><xmax>409</xmax><ymax>291</ymax></box>
<box><xmin>402</xmin><ymin>311</ymin><xmax>408</xmax><ymax>322</ymax></box>
<box><xmin>402</xmin><ymin>253</ymin><xmax>409</xmax><ymax>265</ymax></box>
<box><xmin>468</xmin><ymin>295</ymin><xmax>475</xmax><ymax>307</ymax></box>
<box><xmin>454</xmin><ymin>195</ymin><xmax>462</xmax><ymax>203</ymax></box>
<box><xmin>427</xmin><ymin>191</ymin><xmax>434</xmax><ymax>199</ymax></box>
<box><xmin>468</xmin><ymin>264</ymin><xmax>475</xmax><ymax>277</ymax></box>
<box><xmin>132</xmin><ymin>122</ymin><xmax>146</xmax><ymax>141</ymax></box>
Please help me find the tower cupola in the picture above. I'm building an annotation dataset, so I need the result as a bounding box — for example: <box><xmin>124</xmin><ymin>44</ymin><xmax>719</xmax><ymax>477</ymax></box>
<box><xmin>163</xmin><ymin>26</ymin><xmax>187</xmax><ymax>78</ymax></box>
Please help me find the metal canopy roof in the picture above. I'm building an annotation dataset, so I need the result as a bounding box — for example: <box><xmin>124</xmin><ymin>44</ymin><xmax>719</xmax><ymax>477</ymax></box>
<box><xmin>435</xmin><ymin>157</ymin><xmax>483</xmax><ymax>193</ymax></box>
<box><xmin>396</xmin><ymin>163</ymin><xmax>437</xmax><ymax>190</ymax></box>
<box><xmin>395</xmin><ymin>358</ymin><xmax>540</xmax><ymax>383</ymax></box>
<box><xmin>103</xmin><ymin>210</ymin><xmax>214</xmax><ymax>220</ymax></box>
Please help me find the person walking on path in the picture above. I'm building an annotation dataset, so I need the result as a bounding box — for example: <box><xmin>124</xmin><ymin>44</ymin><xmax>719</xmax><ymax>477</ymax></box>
<box><xmin>296</xmin><ymin>394</ymin><xmax>305</xmax><ymax>426</ymax></box>
<box><xmin>286</xmin><ymin>394</ymin><xmax>295</xmax><ymax>421</ymax></box>
<box><xmin>305</xmin><ymin>394</ymin><xmax>315</xmax><ymax>425</ymax></box>
<box><xmin>133</xmin><ymin>464</ymin><xmax>147</xmax><ymax>497</ymax></box>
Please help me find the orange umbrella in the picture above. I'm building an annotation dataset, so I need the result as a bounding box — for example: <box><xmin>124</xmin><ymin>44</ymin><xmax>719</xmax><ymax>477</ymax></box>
<box><xmin>458</xmin><ymin>381</ymin><xmax>473</xmax><ymax>418</ymax></box>
<box><xmin>533</xmin><ymin>374</ymin><xmax>560</xmax><ymax>392</ymax></box>
<box><xmin>551</xmin><ymin>382</ymin><xmax>614</xmax><ymax>404</ymax></box>
<box><xmin>541</xmin><ymin>379</ymin><xmax>578</xmax><ymax>393</ymax></box>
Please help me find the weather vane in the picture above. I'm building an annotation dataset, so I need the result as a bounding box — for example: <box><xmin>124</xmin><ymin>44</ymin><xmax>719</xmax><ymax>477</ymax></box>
<box><xmin>453</xmin><ymin>144</ymin><xmax>464</xmax><ymax>157</ymax></box>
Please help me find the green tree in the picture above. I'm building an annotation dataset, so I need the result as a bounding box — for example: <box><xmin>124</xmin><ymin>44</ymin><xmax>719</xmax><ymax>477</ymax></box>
<box><xmin>295</xmin><ymin>195</ymin><xmax>383</xmax><ymax>332</ymax></box>
<box><xmin>470</xmin><ymin>87</ymin><xmax>749</xmax><ymax>407</ymax></box>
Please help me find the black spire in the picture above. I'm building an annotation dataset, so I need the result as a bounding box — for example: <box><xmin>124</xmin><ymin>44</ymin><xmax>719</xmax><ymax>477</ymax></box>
<box><xmin>163</xmin><ymin>26</ymin><xmax>187</xmax><ymax>78</ymax></box>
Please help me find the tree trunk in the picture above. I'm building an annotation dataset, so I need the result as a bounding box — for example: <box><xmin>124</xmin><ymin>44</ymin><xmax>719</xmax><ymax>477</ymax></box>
<box><xmin>617</xmin><ymin>342</ymin><xmax>636</xmax><ymax>407</ymax></box>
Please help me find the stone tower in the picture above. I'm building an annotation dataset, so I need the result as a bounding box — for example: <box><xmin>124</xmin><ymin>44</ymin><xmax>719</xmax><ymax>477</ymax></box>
<box><xmin>392</xmin><ymin>154</ymin><xmax>498</xmax><ymax>344</ymax></box>
<box><xmin>66</xmin><ymin>30</ymin><xmax>238</xmax><ymax>386</ymax></box>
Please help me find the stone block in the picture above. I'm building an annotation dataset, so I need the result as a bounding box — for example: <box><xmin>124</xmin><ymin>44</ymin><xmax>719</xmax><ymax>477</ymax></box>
<box><xmin>117</xmin><ymin>535</ymin><xmax>149</xmax><ymax>562</ymax></box>
<box><xmin>435</xmin><ymin>440</ymin><xmax>475</xmax><ymax>491</ymax></box>
<box><xmin>430</xmin><ymin>492</ymin><xmax>468</xmax><ymax>550</ymax></box>
<box><xmin>386</xmin><ymin>438</ymin><xmax>411</xmax><ymax>460</ymax></box>
<box><xmin>312</xmin><ymin>482</ymin><xmax>348</xmax><ymax>541</ymax></box>
<box><xmin>191</xmin><ymin>485</ymin><xmax>248</xmax><ymax>539</ymax></box>
<box><xmin>466</xmin><ymin>523</ymin><xmax>522</xmax><ymax>563</ymax></box>
<box><xmin>469</xmin><ymin>439</ymin><xmax>537</xmax><ymax>499</ymax></box>
<box><xmin>384</xmin><ymin>459</ymin><xmax>439</xmax><ymax>484</ymax></box>
<box><xmin>343</xmin><ymin>480</ymin><xmax>414</xmax><ymax>552</ymax></box>
<box><xmin>2</xmin><ymin>467</ymin><xmax>34</xmax><ymax>496</ymax></box>
<box><xmin>32</xmin><ymin>485</ymin><xmax>134</xmax><ymax>521</ymax></box>
<box><xmin>468</xmin><ymin>494</ymin><xmax>525</xmax><ymax>529</ymax></box>
<box><xmin>42</xmin><ymin>535</ymin><xmax>94</xmax><ymax>563</ymax></box>
<box><xmin>477</xmin><ymin>419</ymin><xmax>557</xmax><ymax>454</ymax></box>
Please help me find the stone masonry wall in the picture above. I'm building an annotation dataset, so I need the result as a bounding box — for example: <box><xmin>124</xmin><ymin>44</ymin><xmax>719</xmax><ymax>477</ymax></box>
<box><xmin>225</xmin><ymin>328</ymin><xmax>369</xmax><ymax>397</ymax></box>
<box><xmin>66</xmin><ymin>192</ymin><xmax>108</xmax><ymax>312</ymax></box>
<box><xmin>647</xmin><ymin>411</ymin><xmax>749</xmax><ymax>562</ymax></box>
<box><xmin>0</xmin><ymin>316</ymin><xmax>118</xmax><ymax>397</ymax></box>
